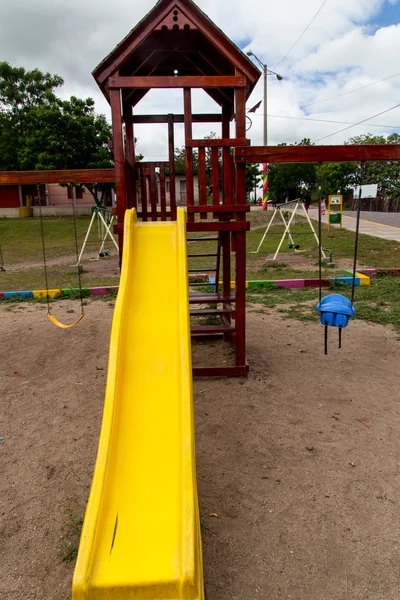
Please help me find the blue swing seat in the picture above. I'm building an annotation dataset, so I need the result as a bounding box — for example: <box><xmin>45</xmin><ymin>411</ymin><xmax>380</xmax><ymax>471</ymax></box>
<box><xmin>315</xmin><ymin>293</ymin><xmax>356</xmax><ymax>328</ymax></box>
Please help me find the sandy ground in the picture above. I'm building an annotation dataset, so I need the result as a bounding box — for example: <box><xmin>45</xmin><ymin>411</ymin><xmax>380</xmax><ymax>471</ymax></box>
<box><xmin>1</xmin><ymin>300</ymin><xmax>400</xmax><ymax>600</ymax></box>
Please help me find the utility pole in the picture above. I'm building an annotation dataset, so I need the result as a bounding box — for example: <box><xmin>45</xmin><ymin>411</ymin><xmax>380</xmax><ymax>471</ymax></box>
<box><xmin>247</xmin><ymin>51</ymin><xmax>283</xmax><ymax>210</ymax></box>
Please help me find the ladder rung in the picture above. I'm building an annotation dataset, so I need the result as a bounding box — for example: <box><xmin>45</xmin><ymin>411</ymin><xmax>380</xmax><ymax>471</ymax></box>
<box><xmin>187</xmin><ymin>237</ymin><xmax>219</xmax><ymax>242</ymax></box>
<box><xmin>188</xmin><ymin>282</ymin><xmax>210</xmax><ymax>287</ymax></box>
<box><xmin>188</xmin><ymin>253</ymin><xmax>217</xmax><ymax>258</ymax></box>
<box><xmin>191</xmin><ymin>324</ymin><xmax>235</xmax><ymax>334</ymax></box>
<box><xmin>190</xmin><ymin>308</ymin><xmax>233</xmax><ymax>316</ymax></box>
<box><xmin>189</xmin><ymin>293</ymin><xmax>236</xmax><ymax>304</ymax></box>
<box><xmin>188</xmin><ymin>268</ymin><xmax>215</xmax><ymax>273</ymax></box>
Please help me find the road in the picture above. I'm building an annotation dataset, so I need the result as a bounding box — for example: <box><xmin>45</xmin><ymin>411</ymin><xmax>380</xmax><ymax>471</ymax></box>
<box><xmin>307</xmin><ymin>208</ymin><xmax>400</xmax><ymax>242</ymax></box>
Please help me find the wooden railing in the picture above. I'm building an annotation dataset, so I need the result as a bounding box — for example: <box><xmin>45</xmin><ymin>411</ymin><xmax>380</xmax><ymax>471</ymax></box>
<box><xmin>185</xmin><ymin>138</ymin><xmax>250</xmax><ymax>222</ymax></box>
<box><xmin>136</xmin><ymin>161</ymin><xmax>176</xmax><ymax>222</ymax></box>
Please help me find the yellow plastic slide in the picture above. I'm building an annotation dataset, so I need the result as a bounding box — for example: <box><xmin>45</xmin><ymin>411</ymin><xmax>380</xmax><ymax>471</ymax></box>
<box><xmin>73</xmin><ymin>208</ymin><xmax>204</xmax><ymax>600</ymax></box>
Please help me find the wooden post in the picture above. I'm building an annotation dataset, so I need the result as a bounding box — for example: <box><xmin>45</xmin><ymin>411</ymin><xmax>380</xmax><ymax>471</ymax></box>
<box><xmin>221</xmin><ymin>102</ymin><xmax>232</xmax><ymax>325</ymax></box>
<box><xmin>222</xmin><ymin>102</ymin><xmax>232</xmax><ymax>205</ymax></box>
<box><xmin>184</xmin><ymin>89</ymin><xmax>194</xmax><ymax>222</ymax></box>
<box><xmin>160</xmin><ymin>164</ymin><xmax>167</xmax><ymax>221</ymax></box>
<box><xmin>198</xmin><ymin>147</ymin><xmax>207</xmax><ymax>219</ymax></box>
<box><xmin>140</xmin><ymin>166</ymin><xmax>148</xmax><ymax>222</ymax></box>
<box><xmin>168</xmin><ymin>114</ymin><xmax>176</xmax><ymax>220</ymax></box>
<box><xmin>150</xmin><ymin>165</ymin><xmax>157</xmax><ymax>221</ymax></box>
<box><xmin>124</xmin><ymin>107</ymin><xmax>137</xmax><ymax>210</ymax></box>
<box><xmin>110</xmin><ymin>89</ymin><xmax>126</xmax><ymax>261</ymax></box>
<box><xmin>234</xmin><ymin>85</ymin><xmax>247</xmax><ymax>369</ymax></box>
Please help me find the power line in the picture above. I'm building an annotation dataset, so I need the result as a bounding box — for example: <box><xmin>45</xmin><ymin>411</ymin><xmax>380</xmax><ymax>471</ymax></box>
<box><xmin>250</xmin><ymin>112</ymin><xmax>400</xmax><ymax>129</ymax></box>
<box><xmin>314</xmin><ymin>103</ymin><xmax>400</xmax><ymax>142</ymax></box>
<box><xmin>299</xmin><ymin>71</ymin><xmax>400</xmax><ymax>110</ymax></box>
<box><xmin>274</xmin><ymin>0</ymin><xmax>328</xmax><ymax>70</ymax></box>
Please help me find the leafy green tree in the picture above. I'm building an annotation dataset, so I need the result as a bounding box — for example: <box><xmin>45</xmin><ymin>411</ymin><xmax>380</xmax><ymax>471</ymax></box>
<box><xmin>317</xmin><ymin>161</ymin><xmax>357</xmax><ymax>197</ymax></box>
<box><xmin>0</xmin><ymin>62</ymin><xmax>115</xmax><ymax>205</ymax></box>
<box><xmin>0</xmin><ymin>62</ymin><xmax>64</xmax><ymax>171</ymax></box>
<box><xmin>268</xmin><ymin>139</ymin><xmax>317</xmax><ymax>202</ymax></box>
<box><xmin>174</xmin><ymin>146</ymin><xmax>198</xmax><ymax>176</ymax></box>
<box><xmin>246</xmin><ymin>163</ymin><xmax>262</xmax><ymax>201</ymax></box>
<box><xmin>17</xmin><ymin>97</ymin><xmax>112</xmax><ymax>171</ymax></box>
<box><xmin>347</xmin><ymin>133</ymin><xmax>400</xmax><ymax>198</ymax></box>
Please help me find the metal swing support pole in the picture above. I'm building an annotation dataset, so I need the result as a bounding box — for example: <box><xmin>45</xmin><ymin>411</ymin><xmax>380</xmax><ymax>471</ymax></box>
<box><xmin>75</xmin><ymin>209</ymin><xmax>119</xmax><ymax>266</ymax></box>
<box><xmin>273</xmin><ymin>202</ymin><xmax>300</xmax><ymax>261</ymax></box>
<box><xmin>251</xmin><ymin>207</ymin><xmax>279</xmax><ymax>254</ymax></box>
<box><xmin>97</xmin><ymin>210</ymin><xmax>119</xmax><ymax>253</ymax></box>
<box><xmin>301</xmin><ymin>202</ymin><xmax>327</xmax><ymax>259</ymax></box>
<box><xmin>75</xmin><ymin>210</ymin><xmax>97</xmax><ymax>266</ymax></box>
<box><xmin>98</xmin><ymin>214</ymin><xmax>116</xmax><ymax>256</ymax></box>
<box><xmin>278</xmin><ymin>209</ymin><xmax>295</xmax><ymax>246</ymax></box>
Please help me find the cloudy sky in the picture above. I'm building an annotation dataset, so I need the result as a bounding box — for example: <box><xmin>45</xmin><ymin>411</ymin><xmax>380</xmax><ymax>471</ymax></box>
<box><xmin>1</xmin><ymin>0</ymin><xmax>399</xmax><ymax>160</ymax></box>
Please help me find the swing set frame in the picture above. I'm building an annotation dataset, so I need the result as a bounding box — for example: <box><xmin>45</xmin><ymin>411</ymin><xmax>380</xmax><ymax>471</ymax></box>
<box><xmin>75</xmin><ymin>206</ymin><xmax>119</xmax><ymax>266</ymax></box>
<box><xmin>252</xmin><ymin>198</ymin><xmax>327</xmax><ymax>260</ymax></box>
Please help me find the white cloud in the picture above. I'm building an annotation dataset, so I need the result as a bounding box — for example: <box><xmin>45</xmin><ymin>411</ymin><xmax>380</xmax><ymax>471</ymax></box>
<box><xmin>0</xmin><ymin>0</ymin><xmax>399</xmax><ymax>157</ymax></box>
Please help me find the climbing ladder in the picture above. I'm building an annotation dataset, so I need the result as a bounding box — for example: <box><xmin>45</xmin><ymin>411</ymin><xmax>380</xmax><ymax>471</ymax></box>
<box><xmin>188</xmin><ymin>233</ymin><xmax>236</xmax><ymax>344</ymax></box>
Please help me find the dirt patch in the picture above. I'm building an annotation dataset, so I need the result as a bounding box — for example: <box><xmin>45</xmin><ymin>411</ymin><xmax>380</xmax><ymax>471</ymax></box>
<box><xmin>1</xmin><ymin>301</ymin><xmax>400</xmax><ymax>599</ymax></box>
<box><xmin>262</xmin><ymin>252</ymin><xmax>355</xmax><ymax>272</ymax></box>
<box><xmin>6</xmin><ymin>251</ymin><xmax>119</xmax><ymax>278</ymax></box>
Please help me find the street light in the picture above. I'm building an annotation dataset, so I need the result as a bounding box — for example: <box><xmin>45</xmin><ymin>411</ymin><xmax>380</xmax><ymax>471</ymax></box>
<box><xmin>247</xmin><ymin>50</ymin><xmax>283</xmax><ymax>208</ymax></box>
<box><xmin>246</xmin><ymin>50</ymin><xmax>283</xmax><ymax>147</ymax></box>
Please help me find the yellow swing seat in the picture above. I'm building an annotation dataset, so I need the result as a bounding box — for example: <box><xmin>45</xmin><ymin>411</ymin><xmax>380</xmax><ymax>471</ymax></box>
<box><xmin>48</xmin><ymin>313</ymin><xmax>84</xmax><ymax>329</ymax></box>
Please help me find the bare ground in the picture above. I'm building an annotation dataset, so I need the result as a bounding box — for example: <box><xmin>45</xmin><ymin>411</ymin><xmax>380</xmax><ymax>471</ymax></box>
<box><xmin>5</xmin><ymin>251</ymin><xmax>119</xmax><ymax>277</ymax></box>
<box><xmin>260</xmin><ymin>252</ymin><xmax>355</xmax><ymax>272</ymax></box>
<box><xmin>1</xmin><ymin>300</ymin><xmax>400</xmax><ymax>600</ymax></box>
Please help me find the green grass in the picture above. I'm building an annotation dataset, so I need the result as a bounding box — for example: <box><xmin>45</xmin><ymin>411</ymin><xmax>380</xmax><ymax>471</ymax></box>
<box><xmin>58</xmin><ymin>508</ymin><xmax>83</xmax><ymax>564</ymax></box>
<box><xmin>0</xmin><ymin>212</ymin><xmax>399</xmax><ymax>305</ymax></box>
<box><xmin>0</xmin><ymin>216</ymin><xmax>93</xmax><ymax>264</ymax></box>
<box><xmin>188</xmin><ymin>215</ymin><xmax>399</xmax><ymax>282</ymax></box>
<box><xmin>0</xmin><ymin>216</ymin><xmax>119</xmax><ymax>291</ymax></box>
<box><xmin>247</xmin><ymin>221</ymin><xmax>399</xmax><ymax>268</ymax></box>
<box><xmin>0</xmin><ymin>263</ymin><xmax>119</xmax><ymax>292</ymax></box>
<box><xmin>247</xmin><ymin>277</ymin><xmax>400</xmax><ymax>331</ymax></box>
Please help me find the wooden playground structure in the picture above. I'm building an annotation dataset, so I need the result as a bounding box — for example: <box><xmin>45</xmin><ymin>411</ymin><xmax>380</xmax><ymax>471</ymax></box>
<box><xmin>0</xmin><ymin>0</ymin><xmax>400</xmax><ymax>377</ymax></box>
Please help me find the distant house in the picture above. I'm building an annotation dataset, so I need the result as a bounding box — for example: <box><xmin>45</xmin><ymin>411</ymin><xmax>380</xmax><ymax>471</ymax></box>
<box><xmin>0</xmin><ymin>174</ymin><xmax>199</xmax><ymax>216</ymax></box>
<box><xmin>0</xmin><ymin>183</ymin><xmax>105</xmax><ymax>213</ymax></box>
<box><xmin>159</xmin><ymin>174</ymin><xmax>199</xmax><ymax>206</ymax></box>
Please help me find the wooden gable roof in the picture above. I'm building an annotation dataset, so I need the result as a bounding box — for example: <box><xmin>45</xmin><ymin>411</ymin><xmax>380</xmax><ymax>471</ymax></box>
<box><xmin>93</xmin><ymin>0</ymin><xmax>260</xmax><ymax>110</ymax></box>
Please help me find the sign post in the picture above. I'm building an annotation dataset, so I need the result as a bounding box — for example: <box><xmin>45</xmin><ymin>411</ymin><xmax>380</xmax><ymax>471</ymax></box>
<box><xmin>328</xmin><ymin>194</ymin><xmax>343</xmax><ymax>232</ymax></box>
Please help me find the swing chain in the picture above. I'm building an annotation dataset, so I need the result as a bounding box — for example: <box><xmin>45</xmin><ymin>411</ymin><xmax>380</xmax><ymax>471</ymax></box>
<box><xmin>0</xmin><ymin>245</ymin><xmax>5</xmax><ymax>272</ymax></box>
<box><xmin>37</xmin><ymin>185</ymin><xmax>51</xmax><ymax>315</ymax></box>
<box><xmin>351</xmin><ymin>163</ymin><xmax>364</xmax><ymax>306</ymax></box>
<box><xmin>38</xmin><ymin>183</ymin><xmax>84</xmax><ymax>319</ymax></box>
<box><xmin>71</xmin><ymin>186</ymin><xmax>85</xmax><ymax>317</ymax></box>
<box><xmin>317</xmin><ymin>165</ymin><xmax>323</xmax><ymax>304</ymax></box>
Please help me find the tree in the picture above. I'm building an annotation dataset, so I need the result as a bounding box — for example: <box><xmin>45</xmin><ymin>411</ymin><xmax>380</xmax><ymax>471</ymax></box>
<box><xmin>174</xmin><ymin>146</ymin><xmax>198</xmax><ymax>175</ymax></box>
<box><xmin>347</xmin><ymin>133</ymin><xmax>400</xmax><ymax>198</ymax></box>
<box><xmin>0</xmin><ymin>62</ymin><xmax>115</xmax><ymax>205</ymax></box>
<box><xmin>245</xmin><ymin>164</ymin><xmax>262</xmax><ymax>201</ymax></box>
<box><xmin>317</xmin><ymin>161</ymin><xmax>357</xmax><ymax>197</ymax></box>
<box><xmin>268</xmin><ymin>139</ymin><xmax>317</xmax><ymax>202</ymax></box>
<box><xmin>0</xmin><ymin>62</ymin><xmax>64</xmax><ymax>171</ymax></box>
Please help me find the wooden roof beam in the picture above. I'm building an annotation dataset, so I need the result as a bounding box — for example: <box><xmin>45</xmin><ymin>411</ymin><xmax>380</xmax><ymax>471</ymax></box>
<box><xmin>234</xmin><ymin>145</ymin><xmax>400</xmax><ymax>164</ymax></box>
<box><xmin>109</xmin><ymin>75</ymin><xmax>246</xmax><ymax>89</ymax></box>
<box><xmin>131</xmin><ymin>114</ymin><xmax>223</xmax><ymax>123</ymax></box>
<box><xmin>187</xmin><ymin>138</ymin><xmax>250</xmax><ymax>148</ymax></box>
